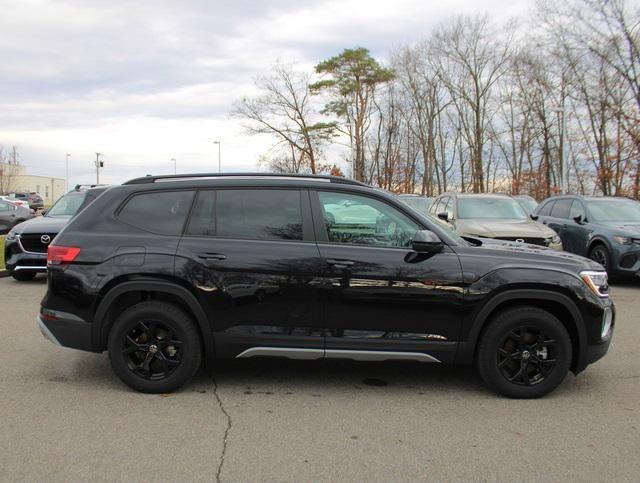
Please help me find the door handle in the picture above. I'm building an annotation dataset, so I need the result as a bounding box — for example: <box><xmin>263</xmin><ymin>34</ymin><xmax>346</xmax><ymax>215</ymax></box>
<box><xmin>198</xmin><ymin>253</ymin><xmax>227</xmax><ymax>261</ymax></box>
<box><xmin>326</xmin><ymin>259</ymin><xmax>354</xmax><ymax>267</ymax></box>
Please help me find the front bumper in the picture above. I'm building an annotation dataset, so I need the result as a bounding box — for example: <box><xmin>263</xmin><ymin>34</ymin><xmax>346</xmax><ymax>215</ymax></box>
<box><xmin>611</xmin><ymin>244</ymin><xmax>640</xmax><ymax>277</ymax></box>
<box><xmin>4</xmin><ymin>236</ymin><xmax>48</xmax><ymax>273</ymax></box>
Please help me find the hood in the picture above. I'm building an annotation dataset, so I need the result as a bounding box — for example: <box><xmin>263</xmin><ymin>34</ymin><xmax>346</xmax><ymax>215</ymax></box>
<box><xmin>10</xmin><ymin>215</ymin><xmax>71</xmax><ymax>235</ymax></box>
<box><xmin>456</xmin><ymin>218</ymin><xmax>556</xmax><ymax>239</ymax></box>
<box><xmin>596</xmin><ymin>221</ymin><xmax>640</xmax><ymax>235</ymax></box>
<box><xmin>467</xmin><ymin>238</ymin><xmax>604</xmax><ymax>273</ymax></box>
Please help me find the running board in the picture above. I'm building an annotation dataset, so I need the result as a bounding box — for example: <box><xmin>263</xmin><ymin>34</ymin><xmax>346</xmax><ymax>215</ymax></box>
<box><xmin>235</xmin><ymin>347</ymin><xmax>440</xmax><ymax>363</ymax></box>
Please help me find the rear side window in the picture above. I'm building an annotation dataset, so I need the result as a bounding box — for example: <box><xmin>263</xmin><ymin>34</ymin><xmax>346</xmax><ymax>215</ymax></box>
<box><xmin>551</xmin><ymin>199</ymin><xmax>572</xmax><ymax>219</ymax></box>
<box><xmin>118</xmin><ymin>190</ymin><xmax>195</xmax><ymax>235</ymax></box>
<box><xmin>187</xmin><ymin>189</ymin><xmax>303</xmax><ymax>241</ymax></box>
<box><xmin>537</xmin><ymin>200</ymin><xmax>555</xmax><ymax>216</ymax></box>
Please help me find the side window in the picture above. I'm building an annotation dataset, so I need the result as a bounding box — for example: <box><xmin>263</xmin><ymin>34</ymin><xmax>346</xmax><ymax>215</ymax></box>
<box><xmin>569</xmin><ymin>200</ymin><xmax>586</xmax><ymax>220</ymax></box>
<box><xmin>429</xmin><ymin>197</ymin><xmax>442</xmax><ymax>215</ymax></box>
<box><xmin>186</xmin><ymin>190</ymin><xmax>216</xmax><ymax>236</ymax></box>
<box><xmin>215</xmin><ymin>189</ymin><xmax>302</xmax><ymax>241</ymax></box>
<box><xmin>443</xmin><ymin>197</ymin><xmax>453</xmax><ymax>215</ymax></box>
<box><xmin>538</xmin><ymin>200</ymin><xmax>555</xmax><ymax>217</ymax></box>
<box><xmin>551</xmin><ymin>199</ymin><xmax>572</xmax><ymax>219</ymax></box>
<box><xmin>118</xmin><ymin>190</ymin><xmax>195</xmax><ymax>235</ymax></box>
<box><xmin>0</xmin><ymin>201</ymin><xmax>12</xmax><ymax>211</ymax></box>
<box><xmin>319</xmin><ymin>191</ymin><xmax>420</xmax><ymax>248</ymax></box>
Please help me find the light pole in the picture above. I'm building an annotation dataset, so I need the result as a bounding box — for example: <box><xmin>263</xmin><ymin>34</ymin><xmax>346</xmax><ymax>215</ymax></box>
<box><xmin>95</xmin><ymin>153</ymin><xmax>103</xmax><ymax>184</ymax></box>
<box><xmin>65</xmin><ymin>153</ymin><xmax>71</xmax><ymax>191</ymax></box>
<box><xmin>553</xmin><ymin>107</ymin><xmax>568</xmax><ymax>194</ymax></box>
<box><xmin>212</xmin><ymin>141</ymin><xmax>221</xmax><ymax>172</ymax></box>
<box><xmin>171</xmin><ymin>158</ymin><xmax>177</xmax><ymax>175</ymax></box>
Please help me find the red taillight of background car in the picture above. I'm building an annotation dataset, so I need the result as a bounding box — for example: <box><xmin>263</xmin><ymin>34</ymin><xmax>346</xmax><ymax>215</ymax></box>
<box><xmin>47</xmin><ymin>246</ymin><xmax>81</xmax><ymax>265</ymax></box>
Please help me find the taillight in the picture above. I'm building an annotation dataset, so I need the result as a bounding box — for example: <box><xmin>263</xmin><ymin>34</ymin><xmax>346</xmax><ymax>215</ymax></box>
<box><xmin>47</xmin><ymin>246</ymin><xmax>81</xmax><ymax>266</ymax></box>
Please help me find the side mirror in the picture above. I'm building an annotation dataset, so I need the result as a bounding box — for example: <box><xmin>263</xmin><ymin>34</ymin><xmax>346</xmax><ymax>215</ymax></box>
<box><xmin>530</xmin><ymin>214</ymin><xmax>539</xmax><ymax>221</ymax></box>
<box><xmin>573</xmin><ymin>214</ymin><xmax>583</xmax><ymax>224</ymax></box>
<box><xmin>412</xmin><ymin>230</ymin><xmax>444</xmax><ymax>253</ymax></box>
<box><xmin>437</xmin><ymin>212</ymin><xmax>449</xmax><ymax>221</ymax></box>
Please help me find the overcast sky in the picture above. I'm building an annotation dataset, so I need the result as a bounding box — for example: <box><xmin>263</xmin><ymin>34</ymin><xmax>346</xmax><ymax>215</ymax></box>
<box><xmin>0</xmin><ymin>0</ymin><xmax>530</xmax><ymax>187</ymax></box>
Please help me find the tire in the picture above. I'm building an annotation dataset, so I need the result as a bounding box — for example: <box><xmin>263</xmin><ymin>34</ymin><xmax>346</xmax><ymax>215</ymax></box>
<box><xmin>11</xmin><ymin>271</ymin><xmax>37</xmax><ymax>281</ymax></box>
<box><xmin>108</xmin><ymin>301</ymin><xmax>202</xmax><ymax>393</ymax></box>
<box><xmin>476</xmin><ymin>306</ymin><xmax>572</xmax><ymax>399</ymax></box>
<box><xmin>588</xmin><ymin>244</ymin><xmax>612</xmax><ymax>277</ymax></box>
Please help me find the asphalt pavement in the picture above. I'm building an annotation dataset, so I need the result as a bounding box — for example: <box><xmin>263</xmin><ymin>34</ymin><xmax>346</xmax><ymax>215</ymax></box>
<box><xmin>0</xmin><ymin>275</ymin><xmax>638</xmax><ymax>482</ymax></box>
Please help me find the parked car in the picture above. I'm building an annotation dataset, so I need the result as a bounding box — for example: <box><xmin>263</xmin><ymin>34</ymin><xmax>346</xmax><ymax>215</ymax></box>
<box><xmin>0</xmin><ymin>199</ymin><xmax>34</xmax><ymax>234</ymax></box>
<box><xmin>398</xmin><ymin>194</ymin><xmax>433</xmax><ymax>215</ymax></box>
<box><xmin>534</xmin><ymin>195</ymin><xmax>640</xmax><ymax>278</ymax></box>
<box><xmin>10</xmin><ymin>192</ymin><xmax>44</xmax><ymax>210</ymax></box>
<box><xmin>38</xmin><ymin>173</ymin><xmax>613</xmax><ymax>398</ymax></box>
<box><xmin>0</xmin><ymin>195</ymin><xmax>29</xmax><ymax>209</ymax></box>
<box><xmin>429</xmin><ymin>192</ymin><xmax>563</xmax><ymax>250</ymax></box>
<box><xmin>4</xmin><ymin>186</ymin><xmax>108</xmax><ymax>281</ymax></box>
<box><xmin>513</xmin><ymin>194</ymin><xmax>538</xmax><ymax>215</ymax></box>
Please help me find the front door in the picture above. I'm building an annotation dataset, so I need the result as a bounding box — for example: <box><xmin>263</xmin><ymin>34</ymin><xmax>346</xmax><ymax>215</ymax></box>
<box><xmin>176</xmin><ymin>188</ymin><xmax>325</xmax><ymax>359</ymax></box>
<box><xmin>311</xmin><ymin>190</ymin><xmax>463</xmax><ymax>364</ymax></box>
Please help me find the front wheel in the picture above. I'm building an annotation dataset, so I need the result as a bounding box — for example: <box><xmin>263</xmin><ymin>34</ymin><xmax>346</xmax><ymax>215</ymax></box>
<box><xmin>476</xmin><ymin>306</ymin><xmax>572</xmax><ymax>398</ymax></box>
<box><xmin>589</xmin><ymin>244</ymin><xmax>612</xmax><ymax>277</ymax></box>
<box><xmin>11</xmin><ymin>271</ymin><xmax>37</xmax><ymax>281</ymax></box>
<box><xmin>108</xmin><ymin>301</ymin><xmax>202</xmax><ymax>393</ymax></box>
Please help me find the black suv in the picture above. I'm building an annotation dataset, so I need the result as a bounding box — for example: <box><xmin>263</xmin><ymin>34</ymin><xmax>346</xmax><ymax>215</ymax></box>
<box><xmin>39</xmin><ymin>174</ymin><xmax>614</xmax><ymax>398</ymax></box>
<box><xmin>5</xmin><ymin>186</ymin><xmax>108</xmax><ymax>281</ymax></box>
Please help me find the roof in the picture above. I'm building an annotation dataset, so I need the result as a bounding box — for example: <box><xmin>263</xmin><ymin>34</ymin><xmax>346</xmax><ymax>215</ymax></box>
<box><xmin>123</xmin><ymin>172</ymin><xmax>367</xmax><ymax>187</ymax></box>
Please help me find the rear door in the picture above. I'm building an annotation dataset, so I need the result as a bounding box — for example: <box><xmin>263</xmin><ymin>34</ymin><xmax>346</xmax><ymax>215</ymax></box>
<box><xmin>176</xmin><ymin>188</ymin><xmax>325</xmax><ymax>359</ymax></box>
<box><xmin>0</xmin><ymin>201</ymin><xmax>16</xmax><ymax>232</ymax></box>
<box><xmin>547</xmin><ymin>198</ymin><xmax>573</xmax><ymax>246</ymax></box>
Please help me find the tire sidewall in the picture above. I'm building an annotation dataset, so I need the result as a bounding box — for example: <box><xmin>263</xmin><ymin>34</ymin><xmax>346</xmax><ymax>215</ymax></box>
<box><xmin>108</xmin><ymin>302</ymin><xmax>201</xmax><ymax>393</ymax></box>
<box><xmin>477</xmin><ymin>308</ymin><xmax>572</xmax><ymax>399</ymax></box>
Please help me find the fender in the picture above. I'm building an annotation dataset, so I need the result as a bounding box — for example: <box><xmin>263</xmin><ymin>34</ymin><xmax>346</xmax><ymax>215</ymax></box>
<box><xmin>456</xmin><ymin>289</ymin><xmax>588</xmax><ymax>371</ymax></box>
<box><xmin>586</xmin><ymin>235</ymin><xmax>612</xmax><ymax>255</ymax></box>
<box><xmin>93</xmin><ymin>280</ymin><xmax>215</xmax><ymax>360</ymax></box>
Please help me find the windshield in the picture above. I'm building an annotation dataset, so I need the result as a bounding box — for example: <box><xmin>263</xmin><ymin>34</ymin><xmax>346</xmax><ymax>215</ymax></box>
<box><xmin>516</xmin><ymin>198</ymin><xmax>538</xmax><ymax>215</ymax></box>
<box><xmin>587</xmin><ymin>199</ymin><xmax>640</xmax><ymax>222</ymax></box>
<box><xmin>399</xmin><ymin>196</ymin><xmax>432</xmax><ymax>213</ymax></box>
<box><xmin>46</xmin><ymin>192</ymin><xmax>87</xmax><ymax>217</ymax></box>
<box><xmin>458</xmin><ymin>197</ymin><xmax>528</xmax><ymax>220</ymax></box>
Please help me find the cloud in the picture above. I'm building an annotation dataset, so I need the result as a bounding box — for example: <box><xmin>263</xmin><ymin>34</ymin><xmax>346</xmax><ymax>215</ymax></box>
<box><xmin>0</xmin><ymin>0</ymin><xmax>529</xmax><ymax>187</ymax></box>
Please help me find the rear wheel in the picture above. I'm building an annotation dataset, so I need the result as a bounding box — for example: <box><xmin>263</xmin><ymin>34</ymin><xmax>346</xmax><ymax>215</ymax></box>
<box><xmin>11</xmin><ymin>271</ymin><xmax>36</xmax><ymax>281</ymax></box>
<box><xmin>476</xmin><ymin>306</ymin><xmax>572</xmax><ymax>398</ymax></box>
<box><xmin>108</xmin><ymin>301</ymin><xmax>202</xmax><ymax>393</ymax></box>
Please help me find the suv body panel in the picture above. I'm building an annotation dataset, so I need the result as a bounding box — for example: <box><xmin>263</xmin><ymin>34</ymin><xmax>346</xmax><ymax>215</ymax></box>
<box><xmin>40</xmin><ymin>176</ymin><xmax>614</xmax><ymax>377</ymax></box>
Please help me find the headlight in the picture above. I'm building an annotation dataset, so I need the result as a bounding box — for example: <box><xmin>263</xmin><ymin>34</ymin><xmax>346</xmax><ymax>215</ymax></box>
<box><xmin>580</xmin><ymin>270</ymin><xmax>609</xmax><ymax>298</ymax></box>
<box><xmin>612</xmin><ymin>236</ymin><xmax>639</xmax><ymax>245</ymax></box>
<box><xmin>6</xmin><ymin>230</ymin><xmax>17</xmax><ymax>241</ymax></box>
<box><xmin>550</xmin><ymin>235</ymin><xmax>561</xmax><ymax>245</ymax></box>
<box><xmin>612</xmin><ymin>236</ymin><xmax>632</xmax><ymax>244</ymax></box>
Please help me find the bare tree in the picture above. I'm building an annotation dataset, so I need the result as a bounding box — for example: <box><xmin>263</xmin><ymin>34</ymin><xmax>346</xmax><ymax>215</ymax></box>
<box><xmin>0</xmin><ymin>146</ymin><xmax>22</xmax><ymax>195</ymax></box>
<box><xmin>232</xmin><ymin>61</ymin><xmax>334</xmax><ymax>173</ymax></box>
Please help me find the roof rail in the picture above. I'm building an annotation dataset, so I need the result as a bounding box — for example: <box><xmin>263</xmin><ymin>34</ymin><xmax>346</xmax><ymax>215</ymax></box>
<box><xmin>122</xmin><ymin>172</ymin><xmax>368</xmax><ymax>187</ymax></box>
<box><xmin>73</xmin><ymin>184</ymin><xmax>110</xmax><ymax>190</ymax></box>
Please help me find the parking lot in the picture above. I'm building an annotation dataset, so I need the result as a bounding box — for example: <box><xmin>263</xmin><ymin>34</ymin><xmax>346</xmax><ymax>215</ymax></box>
<box><xmin>0</xmin><ymin>275</ymin><xmax>638</xmax><ymax>482</ymax></box>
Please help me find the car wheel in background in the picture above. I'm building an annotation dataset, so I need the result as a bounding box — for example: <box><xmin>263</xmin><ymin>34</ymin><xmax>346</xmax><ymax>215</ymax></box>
<box><xmin>476</xmin><ymin>306</ymin><xmax>572</xmax><ymax>399</ymax></box>
<box><xmin>108</xmin><ymin>301</ymin><xmax>202</xmax><ymax>393</ymax></box>
<box><xmin>11</xmin><ymin>271</ymin><xmax>37</xmax><ymax>281</ymax></box>
<box><xmin>589</xmin><ymin>244</ymin><xmax>612</xmax><ymax>277</ymax></box>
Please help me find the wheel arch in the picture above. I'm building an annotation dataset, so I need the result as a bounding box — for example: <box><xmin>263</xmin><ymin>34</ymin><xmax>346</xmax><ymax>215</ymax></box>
<box><xmin>94</xmin><ymin>280</ymin><xmax>215</xmax><ymax>360</ymax></box>
<box><xmin>459</xmin><ymin>289</ymin><xmax>588</xmax><ymax>373</ymax></box>
<box><xmin>587</xmin><ymin>236</ymin><xmax>612</xmax><ymax>255</ymax></box>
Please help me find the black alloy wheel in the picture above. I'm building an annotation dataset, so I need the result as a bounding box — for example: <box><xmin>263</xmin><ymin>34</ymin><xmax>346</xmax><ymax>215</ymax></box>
<box><xmin>589</xmin><ymin>244</ymin><xmax>611</xmax><ymax>274</ymax></box>
<box><xmin>477</xmin><ymin>306</ymin><xmax>572</xmax><ymax>398</ymax></box>
<box><xmin>496</xmin><ymin>326</ymin><xmax>557</xmax><ymax>386</ymax></box>
<box><xmin>122</xmin><ymin>320</ymin><xmax>183</xmax><ymax>380</ymax></box>
<box><xmin>108</xmin><ymin>301</ymin><xmax>202</xmax><ymax>393</ymax></box>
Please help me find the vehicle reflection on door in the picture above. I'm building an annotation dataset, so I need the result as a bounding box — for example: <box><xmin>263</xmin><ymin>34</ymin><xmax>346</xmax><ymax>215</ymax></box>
<box><xmin>318</xmin><ymin>244</ymin><xmax>464</xmax><ymax>363</ymax></box>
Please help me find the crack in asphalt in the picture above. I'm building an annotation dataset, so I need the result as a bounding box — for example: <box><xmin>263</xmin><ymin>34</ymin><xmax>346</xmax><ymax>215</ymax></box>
<box><xmin>212</xmin><ymin>375</ymin><xmax>232</xmax><ymax>483</ymax></box>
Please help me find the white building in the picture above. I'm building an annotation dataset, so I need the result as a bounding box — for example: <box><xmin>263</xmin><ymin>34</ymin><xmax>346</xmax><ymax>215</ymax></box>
<box><xmin>0</xmin><ymin>162</ymin><xmax>66</xmax><ymax>206</ymax></box>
